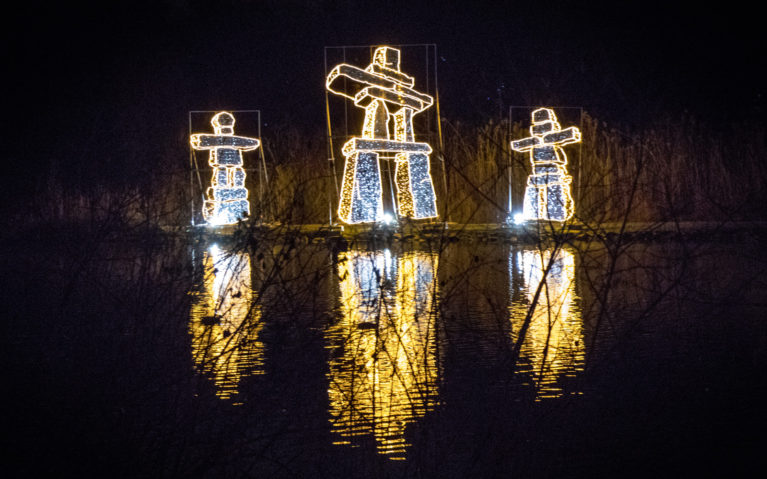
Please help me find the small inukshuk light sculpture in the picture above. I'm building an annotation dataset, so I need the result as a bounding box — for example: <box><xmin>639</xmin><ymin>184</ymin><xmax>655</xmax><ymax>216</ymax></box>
<box><xmin>191</xmin><ymin>112</ymin><xmax>260</xmax><ymax>225</ymax></box>
<box><xmin>511</xmin><ymin>108</ymin><xmax>581</xmax><ymax>222</ymax></box>
<box><xmin>326</xmin><ymin>46</ymin><xmax>439</xmax><ymax>224</ymax></box>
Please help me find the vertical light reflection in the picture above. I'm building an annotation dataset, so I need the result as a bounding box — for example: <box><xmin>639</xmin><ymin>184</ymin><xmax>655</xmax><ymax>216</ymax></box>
<box><xmin>509</xmin><ymin>247</ymin><xmax>584</xmax><ymax>399</ymax></box>
<box><xmin>327</xmin><ymin>249</ymin><xmax>439</xmax><ymax>459</ymax></box>
<box><xmin>189</xmin><ymin>245</ymin><xmax>263</xmax><ymax>402</ymax></box>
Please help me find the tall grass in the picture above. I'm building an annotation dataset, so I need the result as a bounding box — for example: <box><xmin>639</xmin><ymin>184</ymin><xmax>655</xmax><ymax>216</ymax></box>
<box><xmin>261</xmin><ymin>113</ymin><xmax>765</xmax><ymax>225</ymax></box>
<box><xmin>441</xmin><ymin>113</ymin><xmax>767</xmax><ymax>224</ymax></box>
<box><xmin>15</xmin><ymin>113</ymin><xmax>764</xmax><ymax>232</ymax></box>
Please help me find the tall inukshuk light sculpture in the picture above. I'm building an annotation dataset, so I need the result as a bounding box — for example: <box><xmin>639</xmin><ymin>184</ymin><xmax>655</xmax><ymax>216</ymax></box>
<box><xmin>191</xmin><ymin>112</ymin><xmax>260</xmax><ymax>225</ymax></box>
<box><xmin>511</xmin><ymin>108</ymin><xmax>581</xmax><ymax>222</ymax></box>
<box><xmin>326</xmin><ymin>46</ymin><xmax>439</xmax><ymax>224</ymax></box>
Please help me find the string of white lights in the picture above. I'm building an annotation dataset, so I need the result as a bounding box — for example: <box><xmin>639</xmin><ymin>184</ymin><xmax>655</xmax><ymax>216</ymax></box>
<box><xmin>190</xmin><ymin>112</ymin><xmax>260</xmax><ymax>226</ymax></box>
<box><xmin>327</xmin><ymin>46</ymin><xmax>439</xmax><ymax>224</ymax></box>
<box><xmin>511</xmin><ymin>108</ymin><xmax>581</xmax><ymax>222</ymax></box>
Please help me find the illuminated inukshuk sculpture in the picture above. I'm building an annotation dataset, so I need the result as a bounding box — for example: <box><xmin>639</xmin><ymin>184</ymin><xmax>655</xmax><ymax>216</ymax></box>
<box><xmin>511</xmin><ymin>108</ymin><xmax>581</xmax><ymax>221</ymax></box>
<box><xmin>327</xmin><ymin>47</ymin><xmax>438</xmax><ymax>224</ymax></box>
<box><xmin>191</xmin><ymin>112</ymin><xmax>260</xmax><ymax>225</ymax></box>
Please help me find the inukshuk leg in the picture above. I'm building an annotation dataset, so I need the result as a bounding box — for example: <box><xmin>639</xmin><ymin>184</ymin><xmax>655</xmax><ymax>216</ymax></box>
<box><xmin>338</xmin><ymin>151</ymin><xmax>383</xmax><ymax>224</ymax></box>
<box><xmin>221</xmin><ymin>164</ymin><xmax>249</xmax><ymax>223</ymax></box>
<box><xmin>338</xmin><ymin>101</ymin><xmax>387</xmax><ymax>223</ymax></box>
<box><xmin>522</xmin><ymin>179</ymin><xmax>541</xmax><ymax>221</ymax></box>
<box><xmin>531</xmin><ymin>163</ymin><xmax>557</xmax><ymax>220</ymax></box>
<box><xmin>204</xmin><ymin>146</ymin><xmax>250</xmax><ymax>224</ymax></box>
<box><xmin>395</xmin><ymin>153</ymin><xmax>437</xmax><ymax>219</ymax></box>
<box><xmin>393</xmin><ymin>108</ymin><xmax>437</xmax><ymax>219</ymax></box>
<box><xmin>544</xmin><ymin>165</ymin><xmax>573</xmax><ymax>221</ymax></box>
<box><xmin>205</xmin><ymin>167</ymin><xmax>230</xmax><ymax>220</ymax></box>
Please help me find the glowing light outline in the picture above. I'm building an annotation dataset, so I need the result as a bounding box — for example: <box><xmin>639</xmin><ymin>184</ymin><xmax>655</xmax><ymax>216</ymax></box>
<box><xmin>327</xmin><ymin>46</ymin><xmax>439</xmax><ymax>224</ymax></box>
<box><xmin>190</xmin><ymin>112</ymin><xmax>260</xmax><ymax>226</ymax></box>
<box><xmin>511</xmin><ymin>108</ymin><xmax>581</xmax><ymax>222</ymax></box>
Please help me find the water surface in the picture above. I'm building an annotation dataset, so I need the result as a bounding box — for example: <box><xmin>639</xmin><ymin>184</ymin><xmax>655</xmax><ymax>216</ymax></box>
<box><xmin>5</xmin><ymin>234</ymin><xmax>767</xmax><ymax>477</ymax></box>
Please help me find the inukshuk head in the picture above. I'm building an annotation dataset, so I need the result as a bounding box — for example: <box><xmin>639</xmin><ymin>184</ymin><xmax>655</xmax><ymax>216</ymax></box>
<box><xmin>212</xmin><ymin>111</ymin><xmax>235</xmax><ymax>135</ymax></box>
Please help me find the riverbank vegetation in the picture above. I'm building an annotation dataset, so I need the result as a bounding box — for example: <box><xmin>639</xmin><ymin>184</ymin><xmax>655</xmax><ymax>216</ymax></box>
<box><xmin>9</xmin><ymin>113</ymin><xmax>766</xmax><ymax>234</ymax></box>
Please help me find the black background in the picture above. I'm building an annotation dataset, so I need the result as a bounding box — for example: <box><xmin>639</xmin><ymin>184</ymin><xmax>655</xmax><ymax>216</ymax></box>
<box><xmin>3</xmin><ymin>0</ymin><xmax>764</xmax><ymax>200</ymax></box>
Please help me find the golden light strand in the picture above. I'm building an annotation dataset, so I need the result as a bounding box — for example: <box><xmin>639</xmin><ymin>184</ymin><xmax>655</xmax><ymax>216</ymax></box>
<box><xmin>191</xmin><ymin>112</ymin><xmax>260</xmax><ymax>225</ymax></box>
<box><xmin>511</xmin><ymin>108</ymin><xmax>581</xmax><ymax>222</ymax></box>
<box><xmin>327</xmin><ymin>47</ymin><xmax>439</xmax><ymax>224</ymax></box>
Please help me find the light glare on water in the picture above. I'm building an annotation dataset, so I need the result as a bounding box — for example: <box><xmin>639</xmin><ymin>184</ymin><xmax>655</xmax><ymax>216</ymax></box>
<box><xmin>326</xmin><ymin>249</ymin><xmax>440</xmax><ymax>459</ymax></box>
<box><xmin>509</xmin><ymin>247</ymin><xmax>585</xmax><ymax>400</ymax></box>
<box><xmin>189</xmin><ymin>246</ymin><xmax>264</xmax><ymax>402</ymax></box>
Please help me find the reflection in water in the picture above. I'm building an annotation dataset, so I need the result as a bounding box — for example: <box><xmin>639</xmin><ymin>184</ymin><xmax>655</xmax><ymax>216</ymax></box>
<box><xmin>189</xmin><ymin>245</ymin><xmax>263</xmax><ymax>402</ymax></box>
<box><xmin>509</xmin><ymin>247</ymin><xmax>584</xmax><ymax>399</ymax></box>
<box><xmin>327</xmin><ymin>250</ymin><xmax>439</xmax><ymax>460</ymax></box>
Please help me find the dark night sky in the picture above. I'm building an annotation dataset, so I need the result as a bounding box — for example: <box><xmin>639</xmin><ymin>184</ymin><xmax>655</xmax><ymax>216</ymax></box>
<box><xmin>3</xmin><ymin>0</ymin><xmax>765</xmax><ymax>196</ymax></box>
